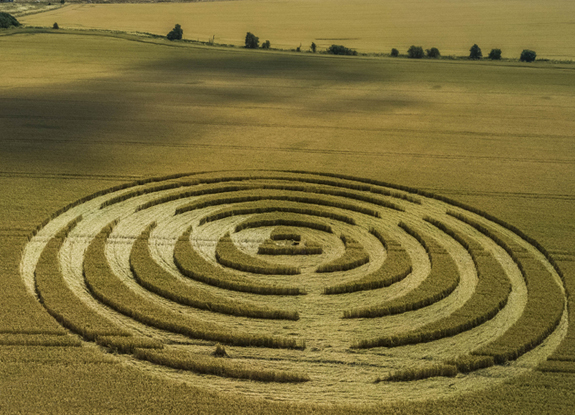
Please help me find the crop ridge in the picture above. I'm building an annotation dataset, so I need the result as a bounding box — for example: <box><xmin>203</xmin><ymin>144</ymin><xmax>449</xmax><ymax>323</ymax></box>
<box><xmin>130</xmin><ymin>225</ymin><xmax>299</xmax><ymax>320</ymax></box>
<box><xmin>325</xmin><ymin>226</ymin><xmax>412</xmax><ymax>294</ymax></box>
<box><xmin>174</xmin><ymin>225</ymin><xmax>304</xmax><ymax>295</ymax></box>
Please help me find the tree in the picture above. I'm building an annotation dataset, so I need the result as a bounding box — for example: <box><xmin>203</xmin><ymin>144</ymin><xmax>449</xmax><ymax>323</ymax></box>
<box><xmin>167</xmin><ymin>24</ymin><xmax>183</xmax><ymax>41</ymax></box>
<box><xmin>245</xmin><ymin>32</ymin><xmax>259</xmax><ymax>49</ymax></box>
<box><xmin>390</xmin><ymin>48</ymin><xmax>399</xmax><ymax>57</ymax></box>
<box><xmin>60</xmin><ymin>0</ymin><xmax>65</xmax><ymax>4</ymax></box>
<box><xmin>520</xmin><ymin>49</ymin><xmax>536</xmax><ymax>62</ymax></box>
<box><xmin>407</xmin><ymin>45</ymin><xmax>424</xmax><ymax>59</ymax></box>
<box><xmin>426</xmin><ymin>47</ymin><xmax>440</xmax><ymax>58</ymax></box>
<box><xmin>262</xmin><ymin>40</ymin><xmax>270</xmax><ymax>49</ymax></box>
<box><xmin>488</xmin><ymin>48</ymin><xmax>502</xmax><ymax>60</ymax></box>
<box><xmin>53</xmin><ymin>22</ymin><xmax>59</xmax><ymax>29</ymax></box>
<box><xmin>469</xmin><ymin>44</ymin><xmax>482</xmax><ymax>60</ymax></box>
<box><xmin>311</xmin><ymin>42</ymin><xmax>316</xmax><ymax>53</ymax></box>
<box><xmin>0</xmin><ymin>12</ymin><xmax>20</xmax><ymax>29</ymax></box>
<box><xmin>327</xmin><ymin>44</ymin><xmax>357</xmax><ymax>56</ymax></box>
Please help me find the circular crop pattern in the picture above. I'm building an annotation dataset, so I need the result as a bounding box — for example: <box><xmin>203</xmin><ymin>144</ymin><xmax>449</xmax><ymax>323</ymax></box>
<box><xmin>21</xmin><ymin>170</ymin><xmax>567</xmax><ymax>404</ymax></box>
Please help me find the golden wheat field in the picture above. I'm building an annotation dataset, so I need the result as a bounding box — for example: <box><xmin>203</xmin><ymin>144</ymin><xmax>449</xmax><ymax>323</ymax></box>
<box><xmin>18</xmin><ymin>0</ymin><xmax>575</xmax><ymax>59</ymax></box>
<box><xmin>1</xmin><ymin>1</ymin><xmax>575</xmax><ymax>413</ymax></box>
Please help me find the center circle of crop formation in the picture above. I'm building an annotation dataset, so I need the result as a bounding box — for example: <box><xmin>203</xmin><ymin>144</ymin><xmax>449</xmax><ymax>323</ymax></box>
<box><xmin>21</xmin><ymin>170</ymin><xmax>567</xmax><ymax>404</ymax></box>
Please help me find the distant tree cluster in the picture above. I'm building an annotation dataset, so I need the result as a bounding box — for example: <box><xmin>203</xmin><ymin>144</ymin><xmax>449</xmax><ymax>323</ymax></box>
<box><xmin>327</xmin><ymin>44</ymin><xmax>358</xmax><ymax>56</ymax></box>
<box><xmin>390</xmin><ymin>48</ymin><xmax>399</xmax><ymax>57</ymax></box>
<box><xmin>53</xmin><ymin>22</ymin><xmax>59</xmax><ymax>30</ymax></box>
<box><xmin>245</xmin><ymin>32</ymin><xmax>259</xmax><ymax>48</ymax></box>
<box><xmin>469</xmin><ymin>44</ymin><xmax>482</xmax><ymax>60</ymax></box>
<box><xmin>0</xmin><ymin>12</ymin><xmax>20</xmax><ymax>29</ymax></box>
<box><xmin>426</xmin><ymin>47</ymin><xmax>440</xmax><ymax>58</ymax></box>
<box><xmin>407</xmin><ymin>45</ymin><xmax>424</xmax><ymax>59</ymax></box>
<box><xmin>488</xmin><ymin>48</ymin><xmax>501</xmax><ymax>60</ymax></box>
<box><xmin>167</xmin><ymin>24</ymin><xmax>183</xmax><ymax>41</ymax></box>
<box><xmin>520</xmin><ymin>49</ymin><xmax>537</xmax><ymax>62</ymax></box>
<box><xmin>262</xmin><ymin>40</ymin><xmax>271</xmax><ymax>49</ymax></box>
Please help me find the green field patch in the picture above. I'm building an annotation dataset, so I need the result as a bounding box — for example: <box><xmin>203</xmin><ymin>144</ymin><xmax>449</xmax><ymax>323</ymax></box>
<box><xmin>134</xmin><ymin>348</ymin><xmax>310</xmax><ymax>383</ymax></box>
<box><xmin>325</xmin><ymin>227</ymin><xmax>411</xmax><ymax>294</ymax></box>
<box><xmin>216</xmin><ymin>232</ymin><xmax>300</xmax><ymax>275</ymax></box>
<box><xmin>316</xmin><ymin>235</ymin><xmax>369</xmax><ymax>273</ymax></box>
<box><xmin>345</xmin><ymin>224</ymin><xmax>458</xmax><ymax>318</ymax></box>
<box><xmin>174</xmin><ymin>226</ymin><xmax>304</xmax><ymax>296</ymax></box>
<box><xmin>86</xmin><ymin>224</ymin><xmax>303</xmax><ymax>349</ymax></box>
<box><xmin>131</xmin><ymin>226</ymin><xmax>299</xmax><ymax>320</ymax></box>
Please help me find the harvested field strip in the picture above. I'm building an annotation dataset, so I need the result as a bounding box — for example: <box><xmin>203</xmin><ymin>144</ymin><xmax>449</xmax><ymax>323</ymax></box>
<box><xmin>446</xmin><ymin>213</ymin><xmax>565</xmax><ymax>363</ymax></box>
<box><xmin>198</xmin><ymin>201</ymin><xmax>356</xmax><ymax>226</ymax></box>
<box><xmin>344</xmin><ymin>226</ymin><xmax>458</xmax><ymax>318</ymax></box>
<box><xmin>85</xmin><ymin>225</ymin><xmax>303</xmax><ymax>349</ymax></box>
<box><xmin>215</xmin><ymin>232</ymin><xmax>300</xmax><ymax>275</ymax></box>
<box><xmin>176</xmin><ymin>190</ymin><xmax>380</xmax><ymax>219</ymax></box>
<box><xmin>258</xmin><ymin>239</ymin><xmax>323</xmax><ymax>256</ymax></box>
<box><xmin>130</xmin><ymin>227</ymin><xmax>299</xmax><ymax>320</ymax></box>
<box><xmin>35</xmin><ymin>227</ymin><xmax>131</xmax><ymax>341</ymax></box>
<box><xmin>471</xmin><ymin>255</ymin><xmax>564</xmax><ymax>363</ymax></box>
<box><xmin>235</xmin><ymin>212</ymin><xmax>333</xmax><ymax>234</ymax></box>
<box><xmin>0</xmin><ymin>334</ymin><xmax>82</xmax><ymax>347</ymax></box>
<box><xmin>134</xmin><ymin>348</ymin><xmax>310</xmax><ymax>383</ymax></box>
<box><xmin>376</xmin><ymin>363</ymin><xmax>458</xmax><ymax>383</ymax></box>
<box><xmin>174</xmin><ymin>226</ymin><xmax>304</xmax><ymax>295</ymax></box>
<box><xmin>95</xmin><ymin>335</ymin><xmax>164</xmax><ymax>354</ymax></box>
<box><xmin>316</xmin><ymin>235</ymin><xmax>369</xmax><ymax>273</ymax></box>
<box><xmin>324</xmin><ymin>227</ymin><xmax>411</xmax><ymax>294</ymax></box>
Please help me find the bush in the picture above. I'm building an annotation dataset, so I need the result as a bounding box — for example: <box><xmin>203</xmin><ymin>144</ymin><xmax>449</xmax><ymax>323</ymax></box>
<box><xmin>407</xmin><ymin>45</ymin><xmax>424</xmax><ymax>59</ymax></box>
<box><xmin>0</xmin><ymin>12</ymin><xmax>20</xmax><ymax>29</ymax></box>
<box><xmin>469</xmin><ymin>44</ymin><xmax>482</xmax><ymax>60</ymax></box>
<box><xmin>245</xmin><ymin>32</ymin><xmax>259</xmax><ymax>49</ymax></box>
<box><xmin>520</xmin><ymin>49</ymin><xmax>536</xmax><ymax>62</ymax></box>
<box><xmin>262</xmin><ymin>40</ymin><xmax>270</xmax><ymax>49</ymax></box>
<box><xmin>311</xmin><ymin>42</ymin><xmax>316</xmax><ymax>53</ymax></box>
<box><xmin>390</xmin><ymin>48</ymin><xmax>399</xmax><ymax>57</ymax></box>
<box><xmin>167</xmin><ymin>24</ymin><xmax>183</xmax><ymax>41</ymax></box>
<box><xmin>426</xmin><ymin>47</ymin><xmax>440</xmax><ymax>58</ymax></box>
<box><xmin>53</xmin><ymin>22</ymin><xmax>59</xmax><ymax>30</ymax></box>
<box><xmin>488</xmin><ymin>48</ymin><xmax>502</xmax><ymax>60</ymax></box>
<box><xmin>327</xmin><ymin>44</ymin><xmax>357</xmax><ymax>56</ymax></box>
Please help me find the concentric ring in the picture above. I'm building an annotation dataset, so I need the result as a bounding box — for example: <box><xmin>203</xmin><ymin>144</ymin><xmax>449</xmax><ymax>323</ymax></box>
<box><xmin>20</xmin><ymin>170</ymin><xmax>567</xmax><ymax>404</ymax></box>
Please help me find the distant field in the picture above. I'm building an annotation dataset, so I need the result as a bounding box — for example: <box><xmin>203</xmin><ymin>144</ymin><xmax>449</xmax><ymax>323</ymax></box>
<box><xmin>1</xmin><ymin>27</ymin><xmax>575</xmax><ymax>413</ymax></box>
<box><xmin>18</xmin><ymin>0</ymin><xmax>575</xmax><ymax>59</ymax></box>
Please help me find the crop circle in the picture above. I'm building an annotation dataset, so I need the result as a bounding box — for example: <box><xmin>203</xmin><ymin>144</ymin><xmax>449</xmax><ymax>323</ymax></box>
<box><xmin>21</xmin><ymin>170</ymin><xmax>567</xmax><ymax>404</ymax></box>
